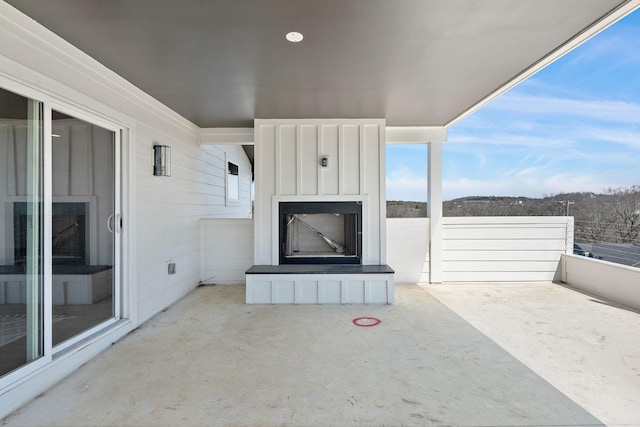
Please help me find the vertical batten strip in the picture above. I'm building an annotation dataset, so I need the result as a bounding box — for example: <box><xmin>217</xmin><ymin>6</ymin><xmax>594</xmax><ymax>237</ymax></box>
<box><xmin>338</xmin><ymin>124</ymin><xmax>344</xmax><ymax>195</ymax></box>
<box><xmin>296</xmin><ymin>125</ymin><xmax>302</xmax><ymax>196</ymax></box>
<box><xmin>359</xmin><ymin>124</ymin><xmax>365</xmax><ymax>196</ymax></box>
<box><xmin>317</xmin><ymin>125</ymin><xmax>323</xmax><ymax>196</ymax></box>
<box><xmin>270</xmin><ymin>281</ymin><xmax>277</xmax><ymax>304</ymax></box>
<box><xmin>275</xmin><ymin>125</ymin><xmax>281</xmax><ymax>196</ymax></box>
<box><xmin>88</xmin><ymin>125</ymin><xmax>95</xmax><ymax>197</ymax></box>
<box><xmin>365</xmin><ymin>280</ymin><xmax>371</xmax><ymax>303</ymax></box>
<box><xmin>7</xmin><ymin>125</ymin><xmax>17</xmax><ymax>196</ymax></box>
<box><xmin>378</xmin><ymin>124</ymin><xmax>387</xmax><ymax>263</ymax></box>
<box><xmin>387</xmin><ymin>280</ymin><xmax>394</xmax><ymax>304</ymax></box>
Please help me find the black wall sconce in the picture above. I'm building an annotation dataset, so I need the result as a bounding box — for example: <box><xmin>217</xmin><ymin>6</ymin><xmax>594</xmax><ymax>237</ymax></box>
<box><xmin>153</xmin><ymin>145</ymin><xmax>171</xmax><ymax>176</ymax></box>
<box><xmin>321</xmin><ymin>156</ymin><xmax>329</xmax><ymax>168</ymax></box>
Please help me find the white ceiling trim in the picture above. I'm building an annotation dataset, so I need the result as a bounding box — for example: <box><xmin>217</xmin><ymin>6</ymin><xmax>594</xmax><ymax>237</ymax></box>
<box><xmin>199</xmin><ymin>127</ymin><xmax>254</xmax><ymax>145</ymax></box>
<box><xmin>386</xmin><ymin>127</ymin><xmax>447</xmax><ymax>144</ymax></box>
<box><xmin>446</xmin><ymin>0</ymin><xmax>640</xmax><ymax>128</ymax></box>
<box><xmin>200</xmin><ymin>125</ymin><xmax>448</xmax><ymax>145</ymax></box>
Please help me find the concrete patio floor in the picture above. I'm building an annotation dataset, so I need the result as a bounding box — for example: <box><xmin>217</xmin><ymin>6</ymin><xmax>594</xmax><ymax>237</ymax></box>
<box><xmin>2</xmin><ymin>283</ymin><xmax>638</xmax><ymax>427</ymax></box>
<box><xmin>427</xmin><ymin>282</ymin><xmax>640</xmax><ymax>427</ymax></box>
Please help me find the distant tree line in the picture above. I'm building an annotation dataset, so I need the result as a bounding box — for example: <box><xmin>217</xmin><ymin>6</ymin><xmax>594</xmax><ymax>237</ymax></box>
<box><xmin>387</xmin><ymin>184</ymin><xmax>640</xmax><ymax>245</ymax></box>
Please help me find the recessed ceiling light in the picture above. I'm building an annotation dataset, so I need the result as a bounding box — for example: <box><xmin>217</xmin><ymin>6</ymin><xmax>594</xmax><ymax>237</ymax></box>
<box><xmin>286</xmin><ymin>31</ymin><xmax>304</xmax><ymax>43</ymax></box>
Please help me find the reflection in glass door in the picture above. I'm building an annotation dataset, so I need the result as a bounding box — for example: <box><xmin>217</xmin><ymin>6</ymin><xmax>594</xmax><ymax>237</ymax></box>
<box><xmin>51</xmin><ymin>110</ymin><xmax>117</xmax><ymax>346</ymax></box>
<box><xmin>0</xmin><ymin>88</ymin><xmax>44</xmax><ymax>376</ymax></box>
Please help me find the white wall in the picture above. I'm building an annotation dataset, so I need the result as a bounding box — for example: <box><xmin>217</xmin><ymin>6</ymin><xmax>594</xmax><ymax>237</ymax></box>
<box><xmin>254</xmin><ymin>119</ymin><xmax>386</xmax><ymax>265</ymax></box>
<box><xmin>200</xmin><ymin>218</ymin><xmax>254</xmax><ymax>285</ymax></box>
<box><xmin>135</xmin><ymin>137</ymin><xmax>252</xmax><ymax>321</ymax></box>
<box><xmin>203</xmin><ymin>217</ymin><xmax>573</xmax><ymax>285</ymax></box>
<box><xmin>387</xmin><ymin>218</ymin><xmax>430</xmax><ymax>284</ymax></box>
<box><xmin>559</xmin><ymin>254</ymin><xmax>640</xmax><ymax>310</ymax></box>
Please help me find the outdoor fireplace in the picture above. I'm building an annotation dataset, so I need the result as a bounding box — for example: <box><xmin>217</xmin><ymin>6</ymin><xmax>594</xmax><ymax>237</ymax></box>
<box><xmin>279</xmin><ymin>201</ymin><xmax>362</xmax><ymax>265</ymax></box>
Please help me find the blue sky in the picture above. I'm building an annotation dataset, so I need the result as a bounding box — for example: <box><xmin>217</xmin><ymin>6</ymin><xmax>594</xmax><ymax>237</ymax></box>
<box><xmin>386</xmin><ymin>8</ymin><xmax>640</xmax><ymax>202</ymax></box>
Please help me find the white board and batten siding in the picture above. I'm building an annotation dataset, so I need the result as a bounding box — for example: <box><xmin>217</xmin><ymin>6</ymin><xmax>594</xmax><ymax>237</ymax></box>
<box><xmin>250</xmin><ymin>119</ymin><xmax>391</xmax><ymax>304</ymax></box>
<box><xmin>253</xmin><ymin>119</ymin><xmax>386</xmax><ymax>266</ymax></box>
<box><xmin>246</xmin><ymin>274</ymin><xmax>394</xmax><ymax>304</ymax></box>
<box><xmin>442</xmin><ymin>216</ymin><xmax>574</xmax><ymax>282</ymax></box>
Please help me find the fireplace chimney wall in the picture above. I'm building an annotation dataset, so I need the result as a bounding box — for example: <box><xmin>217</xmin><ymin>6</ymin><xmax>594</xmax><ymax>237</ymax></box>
<box><xmin>253</xmin><ymin>119</ymin><xmax>386</xmax><ymax>265</ymax></box>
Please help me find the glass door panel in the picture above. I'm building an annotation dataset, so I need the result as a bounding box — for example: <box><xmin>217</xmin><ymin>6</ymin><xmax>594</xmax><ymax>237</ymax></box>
<box><xmin>0</xmin><ymin>88</ymin><xmax>44</xmax><ymax>377</ymax></box>
<box><xmin>51</xmin><ymin>111</ymin><xmax>116</xmax><ymax>346</ymax></box>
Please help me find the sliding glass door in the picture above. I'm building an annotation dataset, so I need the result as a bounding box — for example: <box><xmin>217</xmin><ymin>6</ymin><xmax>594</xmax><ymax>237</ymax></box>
<box><xmin>51</xmin><ymin>110</ymin><xmax>118</xmax><ymax>347</ymax></box>
<box><xmin>1</xmin><ymin>86</ymin><xmax>121</xmax><ymax>379</ymax></box>
<box><xmin>0</xmin><ymin>88</ymin><xmax>44</xmax><ymax>376</ymax></box>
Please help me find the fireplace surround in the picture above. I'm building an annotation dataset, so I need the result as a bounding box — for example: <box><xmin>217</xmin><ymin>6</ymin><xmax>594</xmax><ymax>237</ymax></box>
<box><xmin>247</xmin><ymin>119</ymin><xmax>393</xmax><ymax>304</ymax></box>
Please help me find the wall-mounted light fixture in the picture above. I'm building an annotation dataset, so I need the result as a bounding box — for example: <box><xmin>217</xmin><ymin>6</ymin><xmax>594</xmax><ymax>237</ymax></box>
<box><xmin>321</xmin><ymin>156</ymin><xmax>329</xmax><ymax>168</ymax></box>
<box><xmin>153</xmin><ymin>145</ymin><xmax>171</xmax><ymax>176</ymax></box>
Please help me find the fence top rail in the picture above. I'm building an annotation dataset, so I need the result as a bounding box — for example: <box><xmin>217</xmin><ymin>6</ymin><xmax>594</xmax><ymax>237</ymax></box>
<box><xmin>443</xmin><ymin>216</ymin><xmax>572</xmax><ymax>224</ymax></box>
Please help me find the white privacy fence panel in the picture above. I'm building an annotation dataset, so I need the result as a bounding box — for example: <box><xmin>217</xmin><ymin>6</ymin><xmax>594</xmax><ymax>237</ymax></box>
<box><xmin>442</xmin><ymin>216</ymin><xmax>573</xmax><ymax>282</ymax></box>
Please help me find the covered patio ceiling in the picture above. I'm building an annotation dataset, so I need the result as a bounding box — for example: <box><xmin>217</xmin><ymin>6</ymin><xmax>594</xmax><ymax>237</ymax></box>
<box><xmin>5</xmin><ymin>0</ymin><xmax>637</xmax><ymax>128</ymax></box>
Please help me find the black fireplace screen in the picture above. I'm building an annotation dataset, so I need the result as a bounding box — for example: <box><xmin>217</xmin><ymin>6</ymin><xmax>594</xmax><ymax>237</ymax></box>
<box><xmin>279</xmin><ymin>202</ymin><xmax>362</xmax><ymax>264</ymax></box>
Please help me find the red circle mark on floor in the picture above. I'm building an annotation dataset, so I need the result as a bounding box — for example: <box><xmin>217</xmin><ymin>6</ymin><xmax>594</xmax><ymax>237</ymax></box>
<box><xmin>352</xmin><ymin>317</ymin><xmax>381</xmax><ymax>327</ymax></box>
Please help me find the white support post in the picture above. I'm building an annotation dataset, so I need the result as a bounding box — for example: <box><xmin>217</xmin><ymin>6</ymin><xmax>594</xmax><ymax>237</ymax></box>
<box><xmin>427</xmin><ymin>142</ymin><xmax>443</xmax><ymax>283</ymax></box>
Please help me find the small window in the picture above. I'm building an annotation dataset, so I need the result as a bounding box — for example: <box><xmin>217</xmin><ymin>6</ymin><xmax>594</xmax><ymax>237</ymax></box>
<box><xmin>227</xmin><ymin>161</ymin><xmax>239</xmax><ymax>202</ymax></box>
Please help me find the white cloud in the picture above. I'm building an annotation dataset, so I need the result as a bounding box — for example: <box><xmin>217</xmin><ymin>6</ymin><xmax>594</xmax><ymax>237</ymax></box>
<box><xmin>449</xmin><ymin>129</ymin><xmax>577</xmax><ymax>149</ymax></box>
<box><xmin>488</xmin><ymin>93</ymin><xmax>640</xmax><ymax>125</ymax></box>
<box><xmin>579</xmin><ymin>127</ymin><xmax>640</xmax><ymax>150</ymax></box>
<box><xmin>563</xmin><ymin>30</ymin><xmax>640</xmax><ymax>68</ymax></box>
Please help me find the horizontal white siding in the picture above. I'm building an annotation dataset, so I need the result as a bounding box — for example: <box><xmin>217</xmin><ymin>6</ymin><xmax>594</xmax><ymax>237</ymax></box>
<box><xmin>560</xmin><ymin>254</ymin><xmax>640</xmax><ymax>310</ymax></box>
<box><xmin>200</xmin><ymin>219</ymin><xmax>254</xmax><ymax>285</ymax></box>
<box><xmin>442</xmin><ymin>216</ymin><xmax>573</xmax><ymax>282</ymax></box>
<box><xmin>386</xmin><ymin>217</ymin><xmax>572</xmax><ymax>283</ymax></box>
<box><xmin>135</xmin><ymin>129</ymin><xmax>252</xmax><ymax>321</ymax></box>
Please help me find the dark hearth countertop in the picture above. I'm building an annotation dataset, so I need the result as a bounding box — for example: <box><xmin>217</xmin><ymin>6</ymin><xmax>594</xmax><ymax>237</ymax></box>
<box><xmin>246</xmin><ymin>264</ymin><xmax>394</xmax><ymax>274</ymax></box>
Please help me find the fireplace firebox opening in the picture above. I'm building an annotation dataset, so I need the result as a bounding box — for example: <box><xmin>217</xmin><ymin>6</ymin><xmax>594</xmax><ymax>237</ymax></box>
<box><xmin>279</xmin><ymin>201</ymin><xmax>362</xmax><ymax>265</ymax></box>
